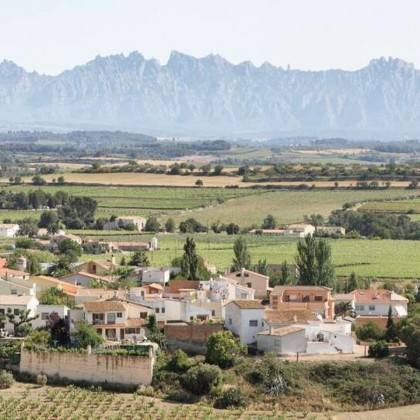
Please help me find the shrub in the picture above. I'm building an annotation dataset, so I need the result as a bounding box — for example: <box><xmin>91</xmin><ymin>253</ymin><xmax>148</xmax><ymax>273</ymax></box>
<box><xmin>181</xmin><ymin>363</ymin><xmax>222</xmax><ymax>396</ymax></box>
<box><xmin>368</xmin><ymin>341</ymin><xmax>389</xmax><ymax>358</ymax></box>
<box><xmin>136</xmin><ymin>385</ymin><xmax>155</xmax><ymax>397</ymax></box>
<box><xmin>166</xmin><ymin>349</ymin><xmax>192</xmax><ymax>373</ymax></box>
<box><xmin>356</xmin><ymin>322</ymin><xmax>384</xmax><ymax>342</ymax></box>
<box><xmin>205</xmin><ymin>331</ymin><xmax>245</xmax><ymax>369</ymax></box>
<box><xmin>0</xmin><ymin>370</ymin><xmax>15</xmax><ymax>389</ymax></box>
<box><xmin>215</xmin><ymin>387</ymin><xmax>248</xmax><ymax>409</ymax></box>
<box><xmin>36</xmin><ymin>374</ymin><xmax>48</xmax><ymax>386</ymax></box>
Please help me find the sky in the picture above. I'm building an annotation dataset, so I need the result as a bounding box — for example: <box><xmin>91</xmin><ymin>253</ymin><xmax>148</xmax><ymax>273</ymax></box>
<box><xmin>0</xmin><ymin>0</ymin><xmax>419</xmax><ymax>75</ymax></box>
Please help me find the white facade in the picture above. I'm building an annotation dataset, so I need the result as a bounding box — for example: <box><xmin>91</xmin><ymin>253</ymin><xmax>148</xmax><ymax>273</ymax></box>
<box><xmin>224</xmin><ymin>302</ymin><xmax>266</xmax><ymax>345</ymax></box>
<box><xmin>257</xmin><ymin>328</ymin><xmax>306</xmax><ymax>355</ymax></box>
<box><xmin>199</xmin><ymin>278</ymin><xmax>255</xmax><ymax>302</ymax></box>
<box><xmin>0</xmin><ymin>224</ymin><xmax>20</xmax><ymax>237</ymax></box>
<box><xmin>103</xmin><ymin>217</ymin><xmax>146</xmax><ymax>232</ymax></box>
<box><xmin>0</xmin><ymin>278</ymin><xmax>35</xmax><ymax>296</ymax></box>
<box><xmin>32</xmin><ymin>304</ymin><xmax>70</xmax><ymax>329</ymax></box>
<box><xmin>0</xmin><ymin>294</ymin><xmax>39</xmax><ymax>335</ymax></box>
<box><xmin>141</xmin><ymin>268</ymin><xmax>170</xmax><ymax>285</ymax></box>
<box><xmin>283</xmin><ymin>224</ymin><xmax>315</xmax><ymax>238</ymax></box>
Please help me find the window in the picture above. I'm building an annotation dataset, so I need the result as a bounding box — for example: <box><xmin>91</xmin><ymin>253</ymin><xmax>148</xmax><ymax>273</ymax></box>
<box><xmin>41</xmin><ymin>313</ymin><xmax>49</xmax><ymax>320</ymax></box>
<box><xmin>0</xmin><ymin>309</ymin><xmax>4</xmax><ymax>315</ymax></box>
<box><xmin>162</xmin><ymin>307</ymin><xmax>165</xmax><ymax>314</ymax></box>
<box><xmin>107</xmin><ymin>313</ymin><xmax>116</xmax><ymax>324</ymax></box>
<box><xmin>140</xmin><ymin>312</ymin><xmax>147</xmax><ymax>319</ymax></box>
<box><xmin>116</xmin><ymin>312</ymin><xmax>122</xmax><ymax>318</ymax></box>
<box><xmin>14</xmin><ymin>309</ymin><xmax>19</xmax><ymax>315</ymax></box>
<box><xmin>284</xmin><ymin>295</ymin><xmax>290</xmax><ymax>302</ymax></box>
<box><xmin>241</xmin><ymin>293</ymin><xmax>247</xmax><ymax>299</ymax></box>
<box><xmin>249</xmin><ymin>320</ymin><xmax>258</xmax><ymax>327</ymax></box>
<box><xmin>156</xmin><ymin>308</ymin><xmax>160</xmax><ymax>314</ymax></box>
<box><xmin>10</xmin><ymin>289</ymin><xmax>17</xmax><ymax>295</ymax></box>
<box><xmin>211</xmin><ymin>310</ymin><xmax>216</xmax><ymax>316</ymax></box>
<box><xmin>314</xmin><ymin>295</ymin><xmax>323</xmax><ymax>302</ymax></box>
<box><xmin>229</xmin><ymin>318</ymin><xmax>232</xmax><ymax>325</ymax></box>
<box><xmin>369</xmin><ymin>305</ymin><xmax>375</xmax><ymax>311</ymax></box>
<box><xmin>356</xmin><ymin>305</ymin><xmax>365</xmax><ymax>311</ymax></box>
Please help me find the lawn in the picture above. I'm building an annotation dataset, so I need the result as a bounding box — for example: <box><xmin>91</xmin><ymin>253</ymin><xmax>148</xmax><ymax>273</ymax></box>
<box><xmin>359</xmin><ymin>197</ymin><xmax>420</xmax><ymax>214</ymax></box>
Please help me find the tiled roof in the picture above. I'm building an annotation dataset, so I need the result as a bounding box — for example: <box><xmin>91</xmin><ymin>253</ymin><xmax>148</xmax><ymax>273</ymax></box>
<box><xmin>272</xmin><ymin>285</ymin><xmax>332</xmax><ymax>294</ymax></box>
<box><xmin>83</xmin><ymin>300</ymin><xmax>127</xmax><ymax>312</ymax></box>
<box><xmin>61</xmin><ymin>271</ymin><xmax>113</xmax><ymax>283</ymax></box>
<box><xmin>147</xmin><ymin>283</ymin><xmax>164</xmax><ymax>290</ymax></box>
<box><xmin>0</xmin><ymin>268</ymin><xmax>29</xmax><ymax>277</ymax></box>
<box><xmin>257</xmin><ymin>326</ymin><xmax>304</xmax><ymax>336</ymax></box>
<box><xmin>264</xmin><ymin>308</ymin><xmax>319</xmax><ymax>324</ymax></box>
<box><xmin>230</xmin><ymin>300</ymin><xmax>265</xmax><ymax>310</ymax></box>
<box><xmin>354</xmin><ymin>289</ymin><xmax>408</xmax><ymax>304</ymax></box>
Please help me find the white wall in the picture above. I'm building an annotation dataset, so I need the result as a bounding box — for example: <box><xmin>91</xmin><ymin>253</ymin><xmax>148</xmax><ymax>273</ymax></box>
<box><xmin>32</xmin><ymin>305</ymin><xmax>70</xmax><ymax>329</ymax></box>
<box><xmin>141</xmin><ymin>270</ymin><xmax>170</xmax><ymax>285</ymax></box>
<box><xmin>257</xmin><ymin>330</ymin><xmax>306</xmax><ymax>355</ymax></box>
<box><xmin>355</xmin><ymin>302</ymin><xmax>407</xmax><ymax>317</ymax></box>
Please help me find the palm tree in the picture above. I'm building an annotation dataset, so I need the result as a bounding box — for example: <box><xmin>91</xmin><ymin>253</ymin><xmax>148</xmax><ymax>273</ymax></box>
<box><xmin>335</xmin><ymin>301</ymin><xmax>356</xmax><ymax>318</ymax></box>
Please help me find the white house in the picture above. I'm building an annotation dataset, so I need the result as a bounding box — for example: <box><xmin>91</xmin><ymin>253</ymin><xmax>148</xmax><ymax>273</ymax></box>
<box><xmin>0</xmin><ymin>223</ymin><xmax>20</xmax><ymax>237</ymax></box>
<box><xmin>0</xmin><ymin>294</ymin><xmax>39</xmax><ymax>335</ymax></box>
<box><xmin>199</xmin><ymin>277</ymin><xmax>255</xmax><ymax>302</ymax></box>
<box><xmin>103</xmin><ymin>217</ymin><xmax>147</xmax><ymax>232</ymax></box>
<box><xmin>0</xmin><ymin>277</ymin><xmax>35</xmax><ymax>296</ymax></box>
<box><xmin>283</xmin><ymin>224</ymin><xmax>315</xmax><ymax>238</ymax></box>
<box><xmin>32</xmin><ymin>304</ymin><xmax>71</xmax><ymax>330</ymax></box>
<box><xmin>224</xmin><ymin>300</ymin><xmax>266</xmax><ymax>345</ymax></box>
<box><xmin>335</xmin><ymin>289</ymin><xmax>409</xmax><ymax>317</ymax></box>
<box><xmin>140</xmin><ymin>268</ymin><xmax>170</xmax><ymax>285</ymax></box>
<box><xmin>257</xmin><ymin>326</ymin><xmax>306</xmax><ymax>354</ymax></box>
<box><xmin>60</xmin><ymin>271</ymin><xmax>114</xmax><ymax>287</ymax></box>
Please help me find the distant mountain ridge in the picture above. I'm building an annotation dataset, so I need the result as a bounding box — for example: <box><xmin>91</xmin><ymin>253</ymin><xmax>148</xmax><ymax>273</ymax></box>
<box><xmin>1</xmin><ymin>52</ymin><xmax>420</xmax><ymax>137</ymax></box>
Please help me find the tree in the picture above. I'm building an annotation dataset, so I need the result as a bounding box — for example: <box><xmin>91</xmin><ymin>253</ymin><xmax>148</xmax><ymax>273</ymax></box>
<box><xmin>57</xmin><ymin>238</ymin><xmax>82</xmax><ymax>261</ymax></box>
<box><xmin>355</xmin><ymin>322</ymin><xmax>384</xmax><ymax>342</ymax></box>
<box><xmin>47</xmin><ymin>254</ymin><xmax>75</xmax><ymax>277</ymax></box>
<box><xmin>39</xmin><ymin>211</ymin><xmax>59</xmax><ymax>229</ymax></box>
<box><xmin>385</xmin><ymin>305</ymin><xmax>397</xmax><ymax>342</ymax></box>
<box><xmin>165</xmin><ymin>217</ymin><xmax>175</xmax><ymax>233</ymax></box>
<box><xmin>205</xmin><ymin>331</ymin><xmax>245</xmax><ymax>369</ymax></box>
<box><xmin>5</xmin><ymin>308</ymin><xmax>39</xmax><ymax>336</ymax></box>
<box><xmin>256</xmin><ymin>259</ymin><xmax>268</xmax><ymax>275</ymax></box>
<box><xmin>213</xmin><ymin>164</ymin><xmax>224</xmax><ymax>176</ymax></box>
<box><xmin>231</xmin><ymin>236</ymin><xmax>251</xmax><ymax>271</ymax></box>
<box><xmin>399</xmin><ymin>309</ymin><xmax>420</xmax><ymax>368</ymax></box>
<box><xmin>58</xmin><ymin>196</ymin><xmax>97</xmax><ymax>229</ymax></box>
<box><xmin>335</xmin><ymin>301</ymin><xmax>355</xmax><ymax>317</ymax></box>
<box><xmin>200</xmin><ymin>164</ymin><xmax>212</xmax><ymax>175</ymax></box>
<box><xmin>262</xmin><ymin>214</ymin><xmax>276</xmax><ymax>229</ymax></box>
<box><xmin>226</xmin><ymin>223</ymin><xmax>240</xmax><ymax>235</ymax></box>
<box><xmin>17</xmin><ymin>218</ymin><xmax>39</xmax><ymax>237</ymax></box>
<box><xmin>57</xmin><ymin>176</ymin><xmax>65</xmax><ymax>185</ymax></box>
<box><xmin>71</xmin><ymin>322</ymin><xmax>104</xmax><ymax>348</ymax></box>
<box><xmin>32</xmin><ymin>175</ymin><xmax>47</xmax><ymax>185</ymax></box>
<box><xmin>195</xmin><ymin>179</ymin><xmax>203</xmax><ymax>187</ymax></box>
<box><xmin>280</xmin><ymin>260</ymin><xmax>292</xmax><ymax>285</ymax></box>
<box><xmin>179</xmin><ymin>218</ymin><xmax>206</xmax><ymax>233</ymax></box>
<box><xmin>295</xmin><ymin>235</ymin><xmax>336</xmax><ymax>288</ymax></box>
<box><xmin>47</xmin><ymin>222</ymin><xmax>62</xmax><ymax>236</ymax></box>
<box><xmin>346</xmin><ymin>271</ymin><xmax>359</xmax><ymax>293</ymax></box>
<box><xmin>146</xmin><ymin>314</ymin><xmax>166</xmax><ymax>348</ymax></box>
<box><xmin>180</xmin><ymin>237</ymin><xmax>199</xmax><ymax>280</ymax></box>
<box><xmin>128</xmin><ymin>250</ymin><xmax>149</xmax><ymax>267</ymax></box>
<box><xmin>304</xmin><ymin>214</ymin><xmax>325</xmax><ymax>228</ymax></box>
<box><xmin>144</xmin><ymin>216</ymin><xmax>160</xmax><ymax>232</ymax></box>
<box><xmin>39</xmin><ymin>287</ymin><xmax>73</xmax><ymax>307</ymax></box>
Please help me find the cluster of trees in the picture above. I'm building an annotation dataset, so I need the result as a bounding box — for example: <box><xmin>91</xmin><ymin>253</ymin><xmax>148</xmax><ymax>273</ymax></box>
<box><xmin>329</xmin><ymin>210</ymin><xmax>420</xmax><ymax>240</ymax></box>
<box><xmin>0</xmin><ymin>189</ymin><xmax>70</xmax><ymax>210</ymax></box>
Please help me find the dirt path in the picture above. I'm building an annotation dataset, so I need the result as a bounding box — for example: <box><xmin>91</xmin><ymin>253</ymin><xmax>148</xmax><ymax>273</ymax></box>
<box><xmin>330</xmin><ymin>404</ymin><xmax>420</xmax><ymax>419</ymax></box>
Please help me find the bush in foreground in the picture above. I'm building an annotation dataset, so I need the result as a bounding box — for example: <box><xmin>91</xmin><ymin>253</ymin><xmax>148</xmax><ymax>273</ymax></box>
<box><xmin>181</xmin><ymin>363</ymin><xmax>222</xmax><ymax>396</ymax></box>
<box><xmin>0</xmin><ymin>370</ymin><xmax>15</xmax><ymax>389</ymax></box>
<box><xmin>215</xmin><ymin>387</ymin><xmax>248</xmax><ymax>409</ymax></box>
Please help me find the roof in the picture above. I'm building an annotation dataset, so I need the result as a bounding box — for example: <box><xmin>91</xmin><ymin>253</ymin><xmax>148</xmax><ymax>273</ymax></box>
<box><xmin>147</xmin><ymin>283</ymin><xmax>164</xmax><ymax>290</ymax></box>
<box><xmin>83</xmin><ymin>300</ymin><xmax>127</xmax><ymax>312</ymax></box>
<box><xmin>229</xmin><ymin>300</ymin><xmax>265</xmax><ymax>310</ymax></box>
<box><xmin>334</xmin><ymin>292</ymin><xmax>354</xmax><ymax>301</ymax></box>
<box><xmin>0</xmin><ymin>268</ymin><xmax>29</xmax><ymax>277</ymax></box>
<box><xmin>264</xmin><ymin>308</ymin><xmax>320</xmax><ymax>324</ymax></box>
<box><xmin>257</xmin><ymin>326</ymin><xmax>304</xmax><ymax>336</ymax></box>
<box><xmin>61</xmin><ymin>271</ymin><xmax>113</xmax><ymax>283</ymax></box>
<box><xmin>272</xmin><ymin>285</ymin><xmax>332</xmax><ymax>294</ymax></box>
<box><xmin>226</xmin><ymin>269</ymin><xmax>269</xmax><ymax>280</ymax></box>
<box><xmin>287</xmin><ymin>224</ymin><xmax>314</xmax><ymax>229</ymax></box>
<box><xmin>30</xmin><ymin>276</ymin><xmax>79</xmax><ymax>296</ymax></box>
<box><xmin>354</xmin><ymin>289</ymin><xmax>408</xmax><ymax>304</ymax></box>
<box><xmin>0</xmin><ymin>295</ymin><xmax>34</xmax><ymax>306</ymax></box>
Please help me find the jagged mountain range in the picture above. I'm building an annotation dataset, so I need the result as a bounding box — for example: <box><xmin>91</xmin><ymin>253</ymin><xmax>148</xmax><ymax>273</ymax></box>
<box><xmin>1</xmin><ymin>51</ymin><xmax>420</xmax><ymax>137</ymax></box>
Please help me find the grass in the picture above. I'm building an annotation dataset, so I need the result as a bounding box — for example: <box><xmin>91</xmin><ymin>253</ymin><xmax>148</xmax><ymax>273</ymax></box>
<box><xmin>360</xmin><ymin>198</ymin><xmax>420</xmax><ymax>214</ymax></box>
<box><xmin>172</xmin><ymin>189</ymin><xmax>419</xmax><ymax>227</ymax></box>
<box><xmin>76</xmin><ymin>233</ymin><xmax>420</xmax><ymax>279</ymax></box>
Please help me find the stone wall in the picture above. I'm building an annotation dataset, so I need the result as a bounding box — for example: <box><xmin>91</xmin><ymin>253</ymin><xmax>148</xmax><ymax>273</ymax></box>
<box><xmin>20</xmin><ymin>349</ymin><xmax>154</xmax><ymax>386</ymax></box>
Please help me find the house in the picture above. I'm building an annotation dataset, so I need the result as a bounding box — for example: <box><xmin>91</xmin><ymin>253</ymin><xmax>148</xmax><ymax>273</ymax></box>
<box><xmin>224</xmin><ymin>268</ymin><xmax>269</xmax><ymax>299</ymax></box>
<box><xmin>168</xmin><ymin>280</ymin><xmax>200</xmax><ymax>294</ymax></box>
<box><xmin>199</xmin><ymin>277</ymin><xmax>255</xmax><ymax>302</ymax></box>
<box><xmin>71</xmin><ymin>299</ymin><xmax>154</xmax><ymax>342</ymax></box>
<box><xmin>224</xmin><ymin>300</ymin><xmax>266</xmax><ymax>345</ymax></box>
<box><xmin>317</xmin><ymin>226</ymin><xmax>346</xmax><ymax>236</ymax></box>
<box><xmin>0</xmin><ymin>294</ymin><xmax>39</xmax><ymax>335</ymax></box>
<box><xmin>249</xmin><ymin>229</ymin><xmax>285</xmax><ymax>236</ymax></box>
<box><xmin>0</xmin><ymin>277</ymin><xmax>35</xmax><ymax>296</ymax></box>
<box><xmin>262</xmin><ymin>308</ymin><xmax>354</xmax><ymax>354</ymax></box>
<box><xmin>140</xmin><ymin>268</ymin><xmax>170</xmax><ymax>285</ymax></box>
<box><xmin>0</xmin><ymin>223</ymin><xmax>20</xmax><ymax>237</ymax></box>
<box><xmin>257</xmin><ymin>326</ymin><xmax>306</xmax><ymax>355</ymax></box>
<box><xmin>103</xmin><ymin>217</ymin><xmax>147</xmax><ymax>232</ymax></box>
<box><xmin>283</xmin><ymin>224</ymin><xmax>315</xmax><ymax>237</ymax></box>
<box><xmin>75</xmin><ymin>259</ymin><xmax>114</xmax><ymax>276</ymax></box>
<box><xmin>29</xmin><ymin>276</ymin><xmax>79</xmax><ymax>298</ymax></box>
<box><xmin>270</xmin><ymin>285</ymin><xmax>335</xmax><ymax>319</ymax></box>
<box><xmin>0</xmin><ymin>268</ymin><xmax>30</xmax><ymax>281</ymax></box>
<box><xmin>32</xmin><ymin>304</ymin><xmax>71</xmax><ymax>330</ymax></box>
<box><xmin>75</xmin><ymin>288</ymin><xmax>127</xmax><ymax>304</ymax></box>
<box><xmin>59</xmin><ymin>271</ymin><xmax>114</xmax><ymax>287</ymax></box>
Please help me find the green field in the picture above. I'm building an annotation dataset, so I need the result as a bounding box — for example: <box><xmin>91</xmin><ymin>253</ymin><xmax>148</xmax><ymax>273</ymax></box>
<box><xmin>360</xmin><ymin>198</ymin><xmax>420</xmax><ymax>214</ymax></box>
<box><xmin>76</xmin><ymin>233</ymin><xmax>420</xmax><ymax>279</ymax></box>
<box><xmin>172</xmin><ymin>189</ymin><xmax>420</xmax><ymax>227</ymax></box>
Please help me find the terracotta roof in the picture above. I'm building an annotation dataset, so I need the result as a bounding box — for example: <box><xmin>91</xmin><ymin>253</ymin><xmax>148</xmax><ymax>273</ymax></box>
<box><xmin>0</xmin><ymin>295</ymin><xmax>34</xmax><ymax>305</ymax></box>
<box><xmin>257</xmin><ymin>326</ymin><xmax>304</xmax><ymax>336</ymax></box>
<box><xmin>125</xmin><ymin>318</ymin><xmax>147</xmax><ymax>327</ymax></box>
<box><xmin>264</xmin><ymin>308</ymin><xmax>319</xmax><ymax>324</ymax></box>
<box><xmin>272</xmin><ymin>285</ymin><xmax>332</xmax><ymax>294</ymax></box>
<box><xmin>334</xmin><ymin>293</ymin><xmax>354</xmax><ymax>301</ymax></box>
<box><xmin>230</xmin><ymin>300</ymin><xmax>265</xmax><ymax>310</ymax></box>
<box><xmin>147</xmin><ymin>283</ymin><xmax>164</xmax><ymax>290</ymax></box>
<box><xmin>31</xmin><ymin>276</ymin><xmax>79</xmax><ymax>296</ymax></box>
<box><xmin>83</xmin><ymin>300</ymin><xmax>127</xmax><ymax>312</ymax></box>
<box><xmin>354</xmin><ymin>289</ymin><xmax>408</xmax><ymax>304</ymax></box>
<box><xmin>0</xmin><ymin>223</ymin><xmax>19</xmax><ymax>229</ymax></box>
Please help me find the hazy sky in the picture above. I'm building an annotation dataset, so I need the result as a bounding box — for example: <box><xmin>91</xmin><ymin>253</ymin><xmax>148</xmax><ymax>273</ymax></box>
<box><xmin>1</xmin><ymin>0</ymin><xmax>419</xmax><ymax>75</ymax></box>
